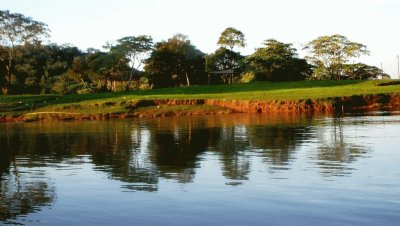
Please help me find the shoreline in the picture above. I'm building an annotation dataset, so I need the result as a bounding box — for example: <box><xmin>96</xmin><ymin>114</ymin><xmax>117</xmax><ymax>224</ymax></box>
<box><xmin>1</xmin><ymin>93</ymin><xmax>399</xmax><ymax>123</ymax></box>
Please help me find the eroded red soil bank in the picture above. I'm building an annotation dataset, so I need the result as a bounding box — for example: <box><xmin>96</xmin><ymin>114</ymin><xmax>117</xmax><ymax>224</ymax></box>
<box><xmin>2</xmin><ymin>93</ymin><xmax>399</xmax><ymax>122</ymax></box>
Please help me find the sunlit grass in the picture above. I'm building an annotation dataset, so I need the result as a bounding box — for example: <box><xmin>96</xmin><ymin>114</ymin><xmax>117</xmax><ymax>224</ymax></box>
<box><xmin>1</xmin><ymin>80</ymin><xmax>399</xmax><ymax>117</ymax></box>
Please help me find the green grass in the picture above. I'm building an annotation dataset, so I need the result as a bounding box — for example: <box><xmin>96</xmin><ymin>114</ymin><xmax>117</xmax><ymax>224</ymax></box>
<box><xmin>1</xmin><ymin>80</ymin><xmax>400</xmax><ymax>117</ymax></box>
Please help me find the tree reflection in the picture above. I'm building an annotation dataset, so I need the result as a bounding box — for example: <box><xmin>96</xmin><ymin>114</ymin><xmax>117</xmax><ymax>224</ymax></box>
<box><xmin>0</xmin><ymin>113</ymin><xmax>374</xmax><ymax>201</ymax></box>
<box><xmin>244</xmin><ymin>114</ymin><xmax>316</xmax><ymax>174</ymax></box>
<box><xmin>316</xmin><ymin>117</ymin><xmax>370</xmax><ymax>177</ymax></box>
<box><xmin>215</xmin><ymin>126</ymin><xmax>251</xmax><ymax>180</ymax></box>
<box><xmin>249</xmin><ymin>126</ymin><xmax>306</xmax><ymax>167</ymax></box>
<box><xmin>0</xmin><ymin>145</ymin><xmax>10</xmax><ymax>179</ymax></box>
<box><xmin>148</xmin><ymin>117</ymin><xmax>220</xmax><ymax>183</ymax></box>
<box><xmin>89</xmin><ymin>123</ymin><xmax>159</xmax><ymax>192</ymax></box>
<box><xmin>0</xmin><ymin>134</ymin><xmax>56</xmax><ymax>223</ymax></box>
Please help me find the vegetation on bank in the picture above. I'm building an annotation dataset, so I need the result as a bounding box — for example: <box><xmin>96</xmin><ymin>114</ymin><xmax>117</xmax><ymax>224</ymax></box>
<box><xmin>1</xmin><ymin>10</ymin><xmax>391</xmax><ymax>96</ymax></box>
<box><xmin>1</xmin><ymin>80</ymin><xmax>399</xmax><ymax>120</ymax></box>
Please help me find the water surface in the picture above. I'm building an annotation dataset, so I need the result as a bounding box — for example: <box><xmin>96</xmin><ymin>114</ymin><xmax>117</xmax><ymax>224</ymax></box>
<box><xmin>1</xmin><ymin>112</ymin><xmax>400</xmax><ymax>225</ymax></box>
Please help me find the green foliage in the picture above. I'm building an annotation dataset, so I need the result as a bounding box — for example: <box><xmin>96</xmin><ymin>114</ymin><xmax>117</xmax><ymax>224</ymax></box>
<box><xmin>217</xmin><ymin>27</ymin><xmax>246</xmax><ymax>51</ymax></box>
<box><xmin>109</xmin><ymin>35</ymin><xmax>153</xmax><ymax>90</ymax></box>
<box><xmin>0</xmin><ymin>44</ymin><xmax>83</xmax><ymax>94</ymax></box>
<box><xmin>0</xmin><ymin>10</ymin><xmax>392</xmax><ymax>95</ymax></box>
<box><xmin>240</xmin><ymin>72</ymin><xmax>255</xmax><ymax>83</ymax></box>
<box><xmin>0</xmin><ymin>10</ymin><xmax>49</xmax><ymax>46</ymax></box>
<box><xmin>145</xmin><ymin>34</ymin><xmax>206</xmax><ymax>88</ymax></box>
<box><xmin>343</xmin><ymin>63</ymin><xmax>390</xmax><ymax>80</ymax></box>
<box><xmin>0</xmin><ymin>10</ymin><xmax>50</xmax><ymax>92</ymax></box>
<box><xmin>304</xmin><ymin>34</ymin><xmax>369</xmax><ymax>80</ymax></box>
<box><xmin>206</xmin><ymin>47</ymin><xmax>244</xmax><ymax>72</ymax></box>
<box><xmin>246</xmin><ymin>39</ymin><xmax>312</xmax><ymax>82</ymax></box>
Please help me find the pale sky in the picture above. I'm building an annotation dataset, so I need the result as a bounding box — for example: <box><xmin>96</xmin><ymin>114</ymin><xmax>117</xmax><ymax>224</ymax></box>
<box><xmin>2</xmin><ymin>0</ymin><xmax>400</xmax><ymax>77</ymax></box>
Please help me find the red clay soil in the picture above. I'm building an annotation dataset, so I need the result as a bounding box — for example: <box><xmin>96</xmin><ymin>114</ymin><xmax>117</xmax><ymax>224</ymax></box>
<box><xmin>148</xmin><ymin>93</ymin><xmax>400</xmax><ymax>113</ymax></box>
<box><xmin>205</xmin><ymin>93</ymin><xmax>400</xmax><ymax>113</ymax></box>
<box><xmin>1</xmin><ymin>93</ymin><xmax>399</xmax><ymax>122</ymax></box>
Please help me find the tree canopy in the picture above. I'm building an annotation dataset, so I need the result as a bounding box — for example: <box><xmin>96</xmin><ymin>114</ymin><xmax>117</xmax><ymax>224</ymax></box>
<box><xmin>0</xmin><ymin>10</ymin><xmax>50</xmax><ymax>94</ymax></box>
<box><xmin>110</xmin><ymin>35</ymin><xmax>153</xmax><ymax>90</ymax></box>
<box><xmin>0</xmin><ymin>10</ymin><xmax>391</xmax><ymax>95</ymax></box>
<box><xmin>304</xmin><ymin>34</ymin><xmax>369</xmax><ymax>80</ymax></box>
<box><xmin>217</xmin><ymin>27</ymin><xmax>246</xmax><ymax>51</ymax></box>
<box><xmin>206</xmin><ymin>47</ymin><xmax>244</xmax><ymax>72</ymax></box>
<box><xmin>246</xmin><ymin>39</ymin><xmax>312</xmax><ymax>81</ymax></box>
<box><xmin>144</xmin><ymin>34</ymin><xmax>206</xmax><ymax>88</ymax></box>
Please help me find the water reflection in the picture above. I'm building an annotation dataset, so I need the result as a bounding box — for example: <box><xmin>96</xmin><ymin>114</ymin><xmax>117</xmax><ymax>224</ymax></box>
<box><xmin>315</xmin><ymin>117</ymin><xmax>371</xmax><ymax>177</ymax></box>
<box><xmin>0</xmin><ymin>112</ymin><xmax>381</xmax><ymax>222</ymax></box>
<box><xmin>0</xmin><ymin>137</ymin><xmax>55</xmax><ymax>223</ymax></box>
<box><xmin>249</xmin><ymin>124</ymin><xmax>314</xmax><ymax>170</ymax></box>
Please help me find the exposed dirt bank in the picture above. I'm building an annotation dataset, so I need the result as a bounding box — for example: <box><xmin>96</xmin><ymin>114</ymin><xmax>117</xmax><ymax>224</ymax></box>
<box><xmin>205</xmin><ymin>93</ymin><xmax>400</xmax><ymax>113</ymax></box>
<box><xmin>1</xmin><ymin>93</ymin><xmax>399</xmax><ymax>122</ymax></box>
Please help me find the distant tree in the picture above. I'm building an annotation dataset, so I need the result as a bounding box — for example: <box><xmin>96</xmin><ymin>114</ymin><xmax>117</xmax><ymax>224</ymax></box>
<box><xmin>145</xmin><ymin>34</ymin><xmax>206</xmax><ymax>88</ymax></box>
<box><xmin>69</xmin><ymin>56</ymin><xmax>94</xmax><ymax>92</ymax></box>
<box><xmin>5</xmin><ymin>44</ymin><xmax>82</xmax><ymax>94</ymax></box>
<box><xmin>110</xmin><ymin>35</ymin><xmax>153</xmax><ymax>90</ymax></box>
<box><xmin>205</xmin><ymin>47</ymin><xmax>244</xmax><ymax>72</ymax></box>
<box><xmin>87</xmin><ymin>48</ymin><xmax>130</xmax><ymax>92</ymax></box>
<box><xmin>304</xmin><ymin>34</ymin><xmax>369</xmax><ymax>80</ymax></box>
<box><xmin>0</xmin><ymin>10</ymin><xmax>49</xmax><ymax>94</ymax></box>
<box><xmin>343</xmin><ymin>63</ymin><xmax>390</xmax><ymax>80</ymax></box>
<box><xmin>246</xmin><ymin>39</ymin><xmax>312</xmax><ymax>81</ymax></box>
<box><xmin>13</xmin><ymin>44</ymin><xmax>47</xmax><ymax>93</ymax></box>
<box><xmin>217</xmin><ymin>27</ymin><xmax>246</xmax><ymax>51</ymax></box>
<box><xmin>0</xmin><ymin>45</ymin><xmax>7</xmax><ymax>88</ymax></box>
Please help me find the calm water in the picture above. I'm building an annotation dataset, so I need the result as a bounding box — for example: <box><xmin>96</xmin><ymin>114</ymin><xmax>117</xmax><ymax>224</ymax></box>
<box><xmin>1</xmin><ymin>112</ymin><xmax>400</xmax><ymax>225</ymax></box>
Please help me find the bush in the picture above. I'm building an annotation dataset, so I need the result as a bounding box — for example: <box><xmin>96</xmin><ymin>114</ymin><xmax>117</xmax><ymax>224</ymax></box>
<box><xmin>240</xmin><ymin>72</ymin><xmax>255</xmax><ymax>83</ymax></box>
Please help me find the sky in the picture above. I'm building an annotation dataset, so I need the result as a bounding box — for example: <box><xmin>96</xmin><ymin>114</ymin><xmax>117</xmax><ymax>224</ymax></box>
<box><xmin>2</xmin><ymin>0</ymin><xmax>400</xmax><ymax>77</ymax></box>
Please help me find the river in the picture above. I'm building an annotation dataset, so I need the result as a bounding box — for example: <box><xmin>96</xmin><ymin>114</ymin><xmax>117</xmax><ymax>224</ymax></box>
<box><xmin>0</xmin><ymin>112</ymin><xmax>399</xmax><ymax>225</ymax></box>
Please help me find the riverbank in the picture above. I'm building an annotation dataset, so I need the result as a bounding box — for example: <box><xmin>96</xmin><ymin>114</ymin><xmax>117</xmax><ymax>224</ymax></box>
<box><xmin>1</xmin><ymin>80</ymin><xmax>400</xmax><ymax>122</ymax></box>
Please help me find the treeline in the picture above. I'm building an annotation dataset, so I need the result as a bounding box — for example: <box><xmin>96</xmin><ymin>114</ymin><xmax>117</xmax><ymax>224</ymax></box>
<box><xmin>0</xmin><ymin>10</ymin><xmax>390</xmax><ymax>95</ymax></box>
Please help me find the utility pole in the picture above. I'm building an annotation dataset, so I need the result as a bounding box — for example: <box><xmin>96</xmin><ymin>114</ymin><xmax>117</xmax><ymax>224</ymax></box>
<box><xmin>397</xmin><ymin>55</ymin><xmax>400</xmax><ymax>79</ymax></box>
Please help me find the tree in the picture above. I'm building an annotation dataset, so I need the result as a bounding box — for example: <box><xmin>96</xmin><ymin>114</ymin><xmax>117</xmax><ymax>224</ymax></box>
<box><xmin>206</xmin><ymin>47</ymin><xmax>244</xmax><ymax>71</ymax></box>
<box><xmin>0</xmin><ymin>10</ymin><xmax>49</xmax><ymax>93</ymax></box>
<box><xmin>217</xmin><ymin>27</ymin><xmax>246</xmax><ymax>51</ymax></box>
<box><xmin>110</xmin><ymin>35</ymin><xmax>153</xmax><ymax>90</ymax></box>
<box><xmin>1</xmin><ymin>43</ymin><xmax>82</xmax><ymax>94</ymax></box>
<box><xmin>304</xmin><ymin>34</ymin><xmax>369</xmax><ymax>80</ymax></box>
<box><xmin>246</xmin><ymin>39</ymin><xmax>312</xmax><ymax>81</ymax></box>
<box><xmin>70</xmin><ymin>56</ymin><xmax>93</xmax><ymax>92</ymax></box>
<box><xmin>343</xmin><ymin>63</ymin><xmax>390</xmax><ymax>80</ymax></box>
<box><xmin>0</xmin><ymin>45</ymin><xmax>10</xmax><ymax>91</ymax></box>
<box><xmin>87</xmin><ymin>48</ymin><xmax>130</xmax><ymax>92</ymax></box>
<box><xmin>145</xmin><ymin>34</ymin><xmax>206</xmax><ymax>88</ymax></box>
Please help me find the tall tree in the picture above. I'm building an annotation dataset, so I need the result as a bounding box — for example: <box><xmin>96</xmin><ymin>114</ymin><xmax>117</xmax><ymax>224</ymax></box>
<box><xmin>70</xmin><ymin>56</ymin><xmax>93</xmax><ymax>92</ymax></box>
<box><xmin>87</xmin><ymin>48</ymin><xmax>129</xmax><ymax>92</ymax></box>
<box><xmin>145</xmin><ymin>34</ymin><xmax>206</xmax><ymax>88</ymax></box>
<box><xmin>246</xmin><ymin>39</ymin><xmax>312</xmax><ymax>81</ymax></box>
<box><xmin>111</xmin><ymin>35</ymin><xmax>153</xmax><ymax>90</ymax></box>
<box><xmin>0</xmin><ymin>10</ymin><xmax>49</xmax><ymax>93</ymax></box>
<box><xmin>304</xmin><ymin>34</ymin><xmax>369</xmax><ymax>80</ymax></box>
<box><xmin>206</xmin><ymin>47</ymin><xmax>244</xmax><ymax>72</ymax></box>
<box><xmin>217</xmin><ymin>27</ymin><xmax>246</xmax><ymax>51</ymax></box>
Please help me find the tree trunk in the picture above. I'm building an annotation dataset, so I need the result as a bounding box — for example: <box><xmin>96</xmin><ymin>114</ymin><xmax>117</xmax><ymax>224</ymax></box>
<box><xmin>135</xmin><ymin>79</ymin><xmax>140</xmax><ymax>90</ymax></box>
<box><xmin>79</xmin><ymin>75</ymin><xmax>92</xmax><ymax>93</ymax></box>
<box><xmin>112</xmin><ymin>80</ymin><xmax>116</xmax><ymax>92</ymax></box>
<box><xmin>104</xmin><ymin>74</ymin><xmax>109</xmax><ymax>91</ymax></box>
<box><xmin>6</xmin><ymin>51</ymin><xmax>13</xmax><ymax>86</ymax></box>
<box><xmin>185</xmin><ymin>72</ymin><xmax>190</xmax><ymax>86</ymax></box>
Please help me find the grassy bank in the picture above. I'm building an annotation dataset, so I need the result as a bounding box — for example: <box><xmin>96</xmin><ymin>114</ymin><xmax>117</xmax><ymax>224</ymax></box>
<box><xmin>1</xmin><ymin>80</ymin><xmax>400</xmax><ymax>120</ymax></box>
